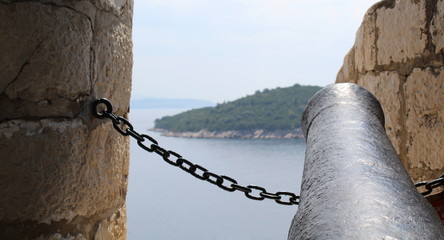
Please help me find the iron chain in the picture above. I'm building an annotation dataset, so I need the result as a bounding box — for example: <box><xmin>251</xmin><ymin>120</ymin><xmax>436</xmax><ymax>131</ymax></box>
<box><xmin>415</xmin><ymin>174</ymin><xmax>444</xmax><ymax>196</ymax></box>
<box><xmin>92</xmin><ymin>98</ymin><xmax>299</xmax><ymax>206</ymax></box>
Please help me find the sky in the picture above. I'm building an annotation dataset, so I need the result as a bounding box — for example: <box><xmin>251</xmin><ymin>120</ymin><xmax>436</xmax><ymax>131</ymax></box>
<box><xmin>131</xmin><ymin>0</ymin><xmax>380</xmax><ymax>103</ymax></box>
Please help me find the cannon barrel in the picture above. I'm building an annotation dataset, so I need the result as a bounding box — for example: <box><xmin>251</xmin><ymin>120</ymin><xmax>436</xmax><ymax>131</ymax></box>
<box><xmin>288</xmin><ymin>83</ymin><xmax>444</xmax><ymax>239</ymax></box>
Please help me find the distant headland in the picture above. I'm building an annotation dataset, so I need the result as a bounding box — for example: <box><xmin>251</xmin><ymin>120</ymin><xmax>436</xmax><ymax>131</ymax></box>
<box><xmin>153</xmin><ymin>84</ymin><xmax>322</xmax><ymax>139</ymax></box>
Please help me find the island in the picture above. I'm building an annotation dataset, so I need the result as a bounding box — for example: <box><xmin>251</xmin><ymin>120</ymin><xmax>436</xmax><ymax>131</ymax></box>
<box><xmin>153</xmin><ymin>84</ymin><xmax>322</xmax><ymax>139</ymax></box>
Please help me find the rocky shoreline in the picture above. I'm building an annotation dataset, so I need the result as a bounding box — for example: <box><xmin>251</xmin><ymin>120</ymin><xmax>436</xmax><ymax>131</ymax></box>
<box><xmin>150</xmin><ymin>128</ymin><xmax>304</xmax><ymax>139</ymax></box>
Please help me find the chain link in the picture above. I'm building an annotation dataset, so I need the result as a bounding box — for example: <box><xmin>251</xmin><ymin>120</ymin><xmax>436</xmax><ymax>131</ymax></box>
<box><xmin>415</xmin><ymin>174</ymin><xmax>444</xmax><ymax>196</ymax></box>
<box><xmin>92</xmin><ymin>98</ymin><xmax>299</xmax><ymax>206</ymax></box>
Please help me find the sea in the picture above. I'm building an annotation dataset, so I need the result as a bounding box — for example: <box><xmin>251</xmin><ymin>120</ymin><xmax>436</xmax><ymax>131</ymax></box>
<box><xmin>126</xmin><ymin>108</ymin><xmax>306</xmax><ymax>240</ymax></box>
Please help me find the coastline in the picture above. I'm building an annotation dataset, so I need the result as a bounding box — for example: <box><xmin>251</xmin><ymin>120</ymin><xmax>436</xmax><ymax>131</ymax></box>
<box><xmin>150</xmin><ymin>128</ymin><xmax>304</xmax><ymax>139</ymax></box>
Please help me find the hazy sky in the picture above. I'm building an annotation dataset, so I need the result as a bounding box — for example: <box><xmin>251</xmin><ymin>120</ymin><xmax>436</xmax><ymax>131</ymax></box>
<box><xmin>132</xmin><ymin>0</ymin><xmax>379</xmax><ymax>103</ymax></box>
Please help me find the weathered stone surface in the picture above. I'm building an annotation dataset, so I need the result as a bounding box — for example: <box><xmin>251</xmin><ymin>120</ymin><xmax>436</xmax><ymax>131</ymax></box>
<box><xmin>336</xmin><ymin>0</ymin><xmax>444</xmax><ymax>183</ymax></box>
<box><xmin>336</xmin><ymin>48</ymin><xmax>357</xmax><ymax>83</ymax></box>
<box><xmin>35</xmin><ymin>233</ymin><xmax>87</xmax><ymax>240</ymax></box>
<box><xmin>92</xmin><ymin>8</ymin><xmax>132</xmax><ymax>115</ymax></box>
<box><xmin>0</xmin><ymin>119</ymin><xmax>129</xmax><ymax>236</ymax></box>
<box><xmin>0</xmin><ymin>0</ymin><xmax>133</xmax><ymax>239</ymax></box>
<box><xmin>354</xmin><ymin>8</ymin><xmax>377</xmax><ymax>72</ymax></box>
<box><xmin>0</xmin><ymin>119</ymin><xmax>89</xmax><ymax>222</ymax></box>
<box><xmin>93</xmin><ymin>0</ymin><xmax>128</xmax><ymax>15</ymax></box>
<box><xmin>405</xmin><ymin>68</ymin><xmax>444</xmax><ymax>180</ymax></box>
<box><xmin>0</xmin><ymin>2</ymin><xmax>92</xmax><ymax>120</ymax></box>
<box><xmin>431</xmin><ymin>0</ymin><xmax>444</xmax><ymax>53</ymax></box>
<box><xmin>376</xmin><ymin>0</ymin><xmax>427</xmax><ymax>65</ymax></box>
<box><xmin>94</xmin><ymin>205</ymin><xmax>127</xmax><ymax>239</ymax></box>
<box><xmin>356</xmin><ymin>71</ymin><xmax>403</xmax><ymax>156</ymax></box>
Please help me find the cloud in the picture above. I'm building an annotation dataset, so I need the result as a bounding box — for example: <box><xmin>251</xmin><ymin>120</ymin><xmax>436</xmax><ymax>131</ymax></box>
<box><xmin>132</xmin><ymin>0</ymin><xmax>380</xmax><ymax>102</ymax></box>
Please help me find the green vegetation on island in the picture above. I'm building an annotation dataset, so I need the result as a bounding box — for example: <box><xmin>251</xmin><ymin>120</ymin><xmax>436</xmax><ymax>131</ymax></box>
<box><xmin>154</xmin><ymin>84</ymin><xmax>322</xmax><ymax>133</ymax></box>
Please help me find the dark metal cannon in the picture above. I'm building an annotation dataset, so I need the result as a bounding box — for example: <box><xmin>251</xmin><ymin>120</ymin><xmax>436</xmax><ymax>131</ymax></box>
<box><xmin>288</xmin><ymin>83</ymin><xmax>444</xmax><ymax>239</ymax></box>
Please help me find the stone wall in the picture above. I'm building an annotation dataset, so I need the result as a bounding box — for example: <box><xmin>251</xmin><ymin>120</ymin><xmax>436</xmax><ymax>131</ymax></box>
<box><xmin>337</xmin><ymin>0</ymin><xmax>444</xmax><ymax>182</ymax></box>
<box><xmin>0</xmin><ymin>0</ymin><xmax>133</xmax><ymax>239</ymax></box>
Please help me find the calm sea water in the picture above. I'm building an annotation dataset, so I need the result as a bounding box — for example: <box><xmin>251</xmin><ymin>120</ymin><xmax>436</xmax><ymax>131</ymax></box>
<box><xmin>126</xmin><ymin>109</ymin><xmax>306</xmax><ymax>240</ymax></box>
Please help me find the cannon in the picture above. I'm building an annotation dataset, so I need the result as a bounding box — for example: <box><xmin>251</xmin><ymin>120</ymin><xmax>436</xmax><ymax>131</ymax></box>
<box><xmin>288</xmin><ymin>83</ymin><xmax>444</xmax><ymax>239</ymax></box>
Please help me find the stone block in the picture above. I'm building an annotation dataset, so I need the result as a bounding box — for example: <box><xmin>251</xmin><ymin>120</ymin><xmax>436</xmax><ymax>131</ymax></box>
<box><xmin>0</xmin><ymin>2</ymin><xmax>93</xmax><ymax>120</ymax></box>
<box><xmin>405</xmin><ymin>68</ymin><xmax>444</xmax><ymax>179</ymax></box>
<box><xmin>376</xmin><ymin>0</ymin><xmax>427</xmax><ymax>65</ymax></box>
<box><xmin>0</xmin><ymin>119</ymin><xmax>129</xmax><ymax>224</ymax></box>
<box><xmin>336</xmin><ymin>0</ymin><xmax>444</xmax><ymax>183</ymax></box>
<box><xmin>357</xmin><ymin>71</ymin><xmax>403</xmax><ymax>156</ymax></box>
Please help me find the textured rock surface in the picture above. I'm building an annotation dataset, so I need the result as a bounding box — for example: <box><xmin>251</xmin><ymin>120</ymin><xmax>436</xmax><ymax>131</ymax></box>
<box><xmin>356</xmin><ymin>71</ymin><xmax>403</xmax><ymax>154</ymax></box>
<box><xmin>0</xmin><ymin>0</ymin><xmax>133</xmax><ymax>239</ymax></box>
<box><xmin>432</xmin><ymin>0</ymin><xmax>444</xmax><ymax>53</ymax></box>
<box><xmin>376</xmin><ymin>0</ymin><xmax>427</xmax><ymax>65</ymax></box>
<box><xmin>337</xmin><ymin>0</ymin><xmax>444</xmax><ymax>182</ymax></box>
<box><xmin>405</xmin><ymin>68</ymin><xmax>444</xmax><ymax>177</ymax></box>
